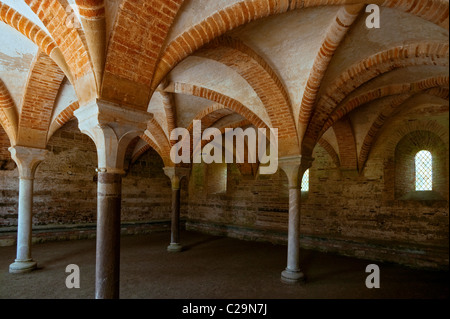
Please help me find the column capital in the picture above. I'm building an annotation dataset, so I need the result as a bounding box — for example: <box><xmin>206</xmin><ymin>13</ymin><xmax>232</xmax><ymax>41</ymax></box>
<box><xmin>279</xmin><ymin>155</ymin><xmax>314</xmax><ymax>188</ymax></box>
<box><xmin>74</xmin><ymin>99</ymin><xmax>153</xmax><ymax>174</ymax></box>
<box><xmin>163</xmin><ymin>166</ymin><xmax>190</xmax><ymax>190</ymax></box>
<box><xmin>9</xmin><ymin>146</ymin><xmax>47</xmax><ymax>180</ymax></box>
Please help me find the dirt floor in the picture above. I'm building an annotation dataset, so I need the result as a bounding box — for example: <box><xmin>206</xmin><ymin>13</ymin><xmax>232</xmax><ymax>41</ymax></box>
<box><xmin>0</xmin><ymin>231</ymin><xmax>448</xmax><ymax>299</ymax></box>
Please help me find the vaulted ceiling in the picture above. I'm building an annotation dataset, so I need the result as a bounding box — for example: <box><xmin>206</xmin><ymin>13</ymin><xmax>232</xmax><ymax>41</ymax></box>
<box><xmin>0</xmin><ymin>0</ymin><xmax>448</xmax><ymax>173</ymax></box>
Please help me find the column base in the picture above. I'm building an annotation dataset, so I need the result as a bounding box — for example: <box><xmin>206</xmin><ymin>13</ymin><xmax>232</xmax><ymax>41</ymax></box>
<box><xmin>167</xmin><ymin>243</ymin><xmax>183</xmax><ymax>253</ymax></box>
<box><xmin>281</xmin><ymin>269</ymin><xmax>305</xmax><ymax>284</ymax></box>
<box><xmin>9</xmin><ymin>260</ymin><xmax>37</xmax><ymax>274</ymax></box>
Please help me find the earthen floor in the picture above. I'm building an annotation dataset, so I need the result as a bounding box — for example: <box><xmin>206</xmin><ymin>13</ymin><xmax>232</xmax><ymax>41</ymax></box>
<box><xmin>0</xmin><ymin>231</ymin><xmax>448</xmax><ymax>299</ymax></box>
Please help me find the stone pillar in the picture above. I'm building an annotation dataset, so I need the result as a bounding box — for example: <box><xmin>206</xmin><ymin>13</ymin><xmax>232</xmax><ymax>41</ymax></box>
<box><xmin>279</xmin><ymin>155</ymin><xmax>313</xmax><ymax>284</ymax></box>
<box><xmin>75</xmin><ymin>99</ymin><xmax>151</xmax><ymax>299</ymax></box>
<box><xmin>8</xmin><ymin>146</ymin><xmax>47</xmax><ymax>274</ymax></box>
<box><xmin>95</xmin><ymin>171</ymin><xmax>122</xmax><ymax>299</ymax></box>
<box><xmin>163</xmin><ymin>167</ymin><xmax>190</xmax><ymax>252</ymax></box>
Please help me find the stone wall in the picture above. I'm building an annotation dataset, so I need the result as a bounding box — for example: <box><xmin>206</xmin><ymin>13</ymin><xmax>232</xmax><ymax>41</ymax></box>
<box><xmin>0</xmin><ymin>119</ymin><xmax>175</xmax><ymax>235</ymax></box>
<box><xmin>186</xmin><ymin>107</ymin><xmax>449</xmax><ymax>270</ymax></box>
<box><xmin>0</xmin><ymin>114</ymin><xmax>448</xmax><ymax>270</ymax></box>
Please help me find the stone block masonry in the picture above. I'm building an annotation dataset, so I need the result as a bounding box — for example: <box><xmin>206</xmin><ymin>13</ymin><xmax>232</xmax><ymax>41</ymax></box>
<box><xmin>0</xmin><ymin>119</ymin><xmax>175</xmax><ymax>230</ymax></box>
<box><xmin>0</xmin><ymin>114</ymin><xmax>448</xmax><ymax>270</ymax></box>
<box><xmin>187</xmin><ymin>142</ymin><xmax>448</xmax><ymax>270</ymax></box>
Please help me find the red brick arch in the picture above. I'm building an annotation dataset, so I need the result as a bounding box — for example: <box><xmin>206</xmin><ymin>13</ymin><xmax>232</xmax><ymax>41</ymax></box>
<box><xmin>0</xmin><ymin>78</ymin><xmax>18</xmax><ymax>144</ymax></box>
<box><xmin>320</xmin><ymin>75</ymin><xmax>450</xmax><ymax>138</ymax></box>
<box><xmin>152</xmin><ymin>0</ymin><xmax>449</xmax><ymax>92</ymax></box>
<box><xmin>298</xmin><ymin>4</ymin><xmax>364</xmax><ymax>137</ymax></box>
<box><xmin>383</xmin><ymin>119</ymin><xmax>449</xmax><ymax>159</ymax></box>
<box><xmin>194</xmin><ymin>36</ymin><xmax>297</xmax><ymax>141</ymax></box>
<box><xmin>357</xmin><ymin>94</ymin><xmax>412</xmax><ymax>173</ymax></box>
<box><xmin>167</xmin><ymin>82</ymin><xmax>269</xmax><ymax>130</ymax></box>
<box><xmin>196</xmin><ymin>118</ymin><xmax>259</xmax><ymax>175</ymax></box>
<box><xmin>358</xmin><ymin>77</ymin><xmax>450</xmax><ymax>172</ymax></box>
<box><xmin>131</xmin><ymin>137</ymin><xmax>174</xmax><ymax>167</ymax></box>
<box><xmin>75</xmin><ymin>0</ymin><xmax>105</xmax><ymax>19</ymax></box>
<box><xmin>101</xmin><ymin>0</ymin><xmax>184</xmax><ymax>109</ymax></box>
<box><xmin>317</xmin><ymin>138</ymin><xmax>341</xmax><ymax>168</ymax></box>
<box><xmin>186</xmin><ymin>103</ymin><xmax>235</xmax><ymax>133</ymax></box>
<box><xmin>24</xmin><ymin>0</ymin><xmax>95</xmax><ymax>102</ymax></box>
<box><xmin>17</xmin><ymin>51</ymin><xmax>66</xmax><ymax>148</ymax></box>
<box><xmin>425</xmin><ymin>87</ymin><xmax>449</xmax><ymax>100</ymax></box>
<box><xmin>131</xmin><ymin>139</ymin><xmax>151</xmax><ymax>164</ymax></box>
<box><xmin>0</xmin><ymin>124</ymin><xmax>11</xmax><ymax>160</ymax></box>
<box><xmin>302</xmin><ymin>42</ymin><xmax>449</xmax><ymax>154</ymax></box>
<box><xmin>160</xmin><ymin>91</ymin><xmax>177</xmax><ymax>140</ymax></box>
<box><xmin>210</xmin><ymin>119</ymin><xmax>259</xmax><ymax>177</ymax></box>
<box><xmin>47</xmin><ymin>101</ymin><xmax>80</xmax><ymax>141</ymax></box>
<box><xmin>333</xmin><ymin>117</ymin><xmax>358</xmax><ymax>170</ymax></box>
<box><xmin>145</xmin><ymin>117</ymin><xmax>172</xmax><ymax>165</ymax></box>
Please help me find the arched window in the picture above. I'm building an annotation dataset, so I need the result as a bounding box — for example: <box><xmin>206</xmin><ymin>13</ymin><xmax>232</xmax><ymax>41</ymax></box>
<box><xmin>415</xmin><ymin>150</ymin><xmax>433</xmax><ymax>191</ymax></box>
<box><xmin>301</xmin><ymin>169</ymin><xmax>309</xmax><ymax>192</ymax></box>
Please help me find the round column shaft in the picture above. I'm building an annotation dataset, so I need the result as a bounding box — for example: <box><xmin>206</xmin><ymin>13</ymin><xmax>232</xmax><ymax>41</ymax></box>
<box><xmin>95</xmin><ymin>172</ymin><xmax>122</xmax><ymax>299</ymax></box>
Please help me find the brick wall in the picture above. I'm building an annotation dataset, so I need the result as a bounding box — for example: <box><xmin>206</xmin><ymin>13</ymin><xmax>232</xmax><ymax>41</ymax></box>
<box><xmin>187</xmin><ymin>132</ymin><xmax>449</xmax><ymax>269</ymax></box>
<box><xmin>0</xmin><ymin>119</ymin><xmax>174</xmax><ymax>228</ymax></box>
<box><xmin>0</xmin><ymin>117</ymin><xmax>447</xmax><ymax>269</ymax></box>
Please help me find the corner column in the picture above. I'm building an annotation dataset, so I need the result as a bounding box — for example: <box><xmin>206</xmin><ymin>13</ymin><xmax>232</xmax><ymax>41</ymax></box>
<box><xmin>9</xmin><ymin>146</ymin><xmax>47</xmax><ymax>273</ymax></box>
<box><xmin>163</xmin><ymin>167</ymin><xmax>190</xmax><ymax>252</ymax></box>
<box><xmin>279</xmin><ymin>155</ymin><xmax>313</xmax><ymax>284</ymax></box>
<box><xmin>75</xmin><ymin>99</ymin><xmax>151</xmax><ymax>299</ymax></box>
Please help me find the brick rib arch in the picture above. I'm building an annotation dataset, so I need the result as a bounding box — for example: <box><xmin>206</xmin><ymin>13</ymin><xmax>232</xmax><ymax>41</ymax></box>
<box><xmin>75</xmin><ymin>0</ymin><xmax>105</xmax><ymax>18</ymax></box>
<box><xmin>145</xmin><ymin>117</ymin><xmax>172</xmax><ymax>165</ymax></box>
<box><xmin>152</xmin><ymin>0</ymin><xmax>449</xmax><ymax>92</ymax></box>
<box><xmin>0</xmin><ymin>2</ymin><xmax>57</xmax><ymax>56</ymax></box>
<box><xmin>131</xmin><ymin>136</ymin><xmax>168</xmax><ymax>166</ymax></box>
<box><xmin>166</xmin><ymin>82</ymin><xmax>269</xmax><ymax>130</ymax></box>
<box><xmin>320</xmin><ymin>75</ymin><xmax>450</xmax><ymax>137</ymax></box>
<box><xmin>47</xmin><ymin>101</ymin><xmax>80</xmax><ymax>141</ymax></box>
<box><xmin>75</xmin><ymin>0</ymin><xmax>106</xmax><ymax>90</ymax></box>
<box><xmin>425</xmin><ymin>87</ymin><xmax>449</xmax><ymax>100</ymax></box>
<box><xmin>384</xmin><ymin>119</ymin><xmax>449</xmax><ymax>158</ymax></box>
<box><xmin>24</xmin><ymin>0</ymin><xmax>96</xmax><ymax>103</ymax></box>
<box><xmin>197</xmin><ymin>119</ymin><xmax>259</xmax><ymax>176</ymax></box>
<box><xmin>358</xmin><ymin>77</ymin><xmax>450</xmax><ymax>171</ymax></box>
<box><xmin>101</xmin><ymin>0</ymin><xmax>184</xmax><ymax>109</ymax></box>
<box><xmin>298</xmin><ymin>4</ymin><xmax>364</xmax><ymax>138</ymax></box>
<box><xmin>131</xmin><ymin>139</ymin><xmax>151</xmax><ymax>164</ymax></box>
<box><xmin>0</xmin><ymin>78</ymin><xmax>18</xmax><ymax>144</ymax></box>
<box><xmin>194</xmin><ymin>36</ymin><xmax>297</xmax><ymax>143</ymax></box>
<box><xmin>17</xmin><ymin>51</ymin><xmax>66</xmax><ymax>148</ymax></box>
<box><xmin>302</xmin><ymin>42</ymin><xmax>449</xmax><ymax>154</ymax></box>
<box><xmin>318</xmin><ymin>138</ymin><xmax>341</xmax><ymax>168</ymax></box>
<box><xmin>186</xmin><ymin>104</ymin><xmax>235</xmax><ymax>134</ymax></box>
<box><xmin>160</xmin><ymin>91</ymin><xmax>177</xmax><ymax>141</ymax></box>
<box><xmin>0</xmin><ymin>124</ymin><xmax>11</xmax><ymax>161</ymax></box>
<box><xmin>333</xmin><ymin>117</ymin><xmax>358</xmax><ymax>170</ymax></box>
<box><xmin>186</xmin><ymin>105</ymin><xmax>238</xmax><ymax>160</ymax></box>
<box><xmin>358</xmin><ymin>94</ymin><xmax>412</xmax><ymax>173</ymax></box>
<box><xmin>156</xmin><ymin>79</ymin><xmax>178</xmax><ymax>145</ymax></box>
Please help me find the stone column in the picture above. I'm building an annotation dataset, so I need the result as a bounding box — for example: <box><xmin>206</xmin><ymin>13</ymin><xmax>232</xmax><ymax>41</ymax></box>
<box><xmin>163</xmin><ymin>167</ymin><xmax>190</xmax><ymax>252</ymax></box>
<box><xmin>95</xmin><ymin>171</ymin><xmax>122</xmax><ymax>299</ymax></box>
<box><xmin>279</xmin><ymin>155</ymin><xmax>313</xmax><ymax>284</ymax></box>
<box><xmin>9</xmin><ymin>146</ymin><xmax>47</xmax><ymax>274</ymax></box>
<box><xmin>75</xmin><ymin>99</ymin><xmax>151</xmax><ymax>299</ymax></box>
